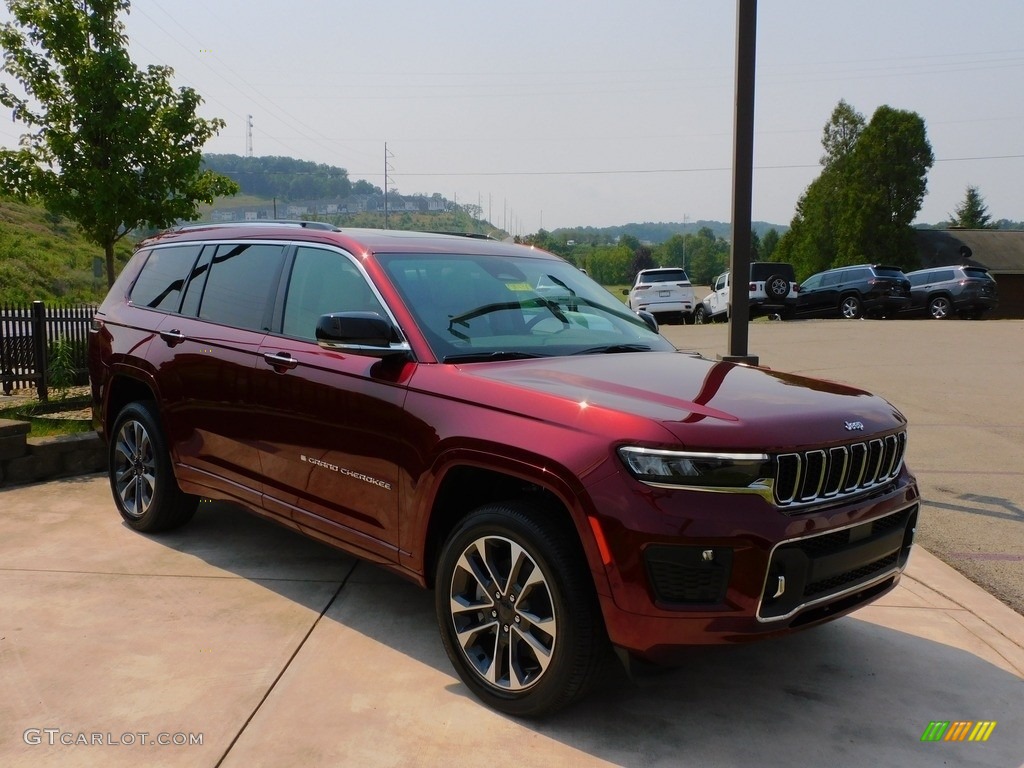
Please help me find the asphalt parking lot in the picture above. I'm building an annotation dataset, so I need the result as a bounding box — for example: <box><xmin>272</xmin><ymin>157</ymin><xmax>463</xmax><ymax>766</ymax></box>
<box><xmin>1</xmin><ymin>318</ymin><xmax>1023</xmax><ymax>767</ymax></box>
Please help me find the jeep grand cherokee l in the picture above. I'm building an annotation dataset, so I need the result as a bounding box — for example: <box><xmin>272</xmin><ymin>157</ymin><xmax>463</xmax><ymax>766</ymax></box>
<box><xmin>904</xmin><ymin>265</ymin><xmax>998</xmax><ymax>320</ymax></box>
<box><xmin>795</xmin><ymin>264</ymin><xmax>911</xmax><ymax>319</ymax></box>
<box><xmin>89</xmin><ymin>223</ymin><xmax>918</xmax><ymax>716</ymax></box>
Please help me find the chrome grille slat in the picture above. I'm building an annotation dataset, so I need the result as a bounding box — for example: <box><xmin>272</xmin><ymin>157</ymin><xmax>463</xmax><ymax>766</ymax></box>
<box><xmin>773</xmin><ymin>432</ymin><xmax>907</xmax><ymax>511</ymax></box>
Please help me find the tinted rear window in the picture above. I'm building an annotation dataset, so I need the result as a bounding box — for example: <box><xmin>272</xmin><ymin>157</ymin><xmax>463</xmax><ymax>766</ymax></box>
<box><xmin>750</xmin><ymin>263</ymin><xmax>794</xmax><ymax>281</ymax></box>
<box><xmin>872</xmin><ymin>268</ymin><xmax>905</xmax><ymax>279</ymax></box>
<box><xmin>641</xmin><ymin>270</ymin><xmax>689</xmax><ymax>283</ymax></box>
<box><xmin>963</xmin><ymin>267</ymin><xmax>994</xmax><ymax>281</ymax></box>
<box><xmin>129</xmin><ymin>245</ymin><xmax>202</xmax><ymax>312</ymax></box>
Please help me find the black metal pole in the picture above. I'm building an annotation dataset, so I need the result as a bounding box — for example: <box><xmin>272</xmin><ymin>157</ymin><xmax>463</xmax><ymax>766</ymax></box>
<box><xmin>723</xmin><ymin>0</ymin><xmax>759</xmax><ymax>366</ymax></box>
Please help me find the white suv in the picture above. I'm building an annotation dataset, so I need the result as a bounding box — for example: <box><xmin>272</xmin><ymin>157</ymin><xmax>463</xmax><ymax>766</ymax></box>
<box><xmin>623</xmin><ymin>268</ymin><xmax>696</xmax><ymax>324</ymax></box>
<box><xmin>696</xmin><ymin>262</ymin><xmax>798</xmax><ymax>323</ymax></box>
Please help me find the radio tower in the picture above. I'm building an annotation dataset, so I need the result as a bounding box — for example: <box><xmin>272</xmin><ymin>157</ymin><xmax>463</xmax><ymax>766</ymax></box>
<box><xmin>246</xmin><ymin>115</ymin><xmax>254</xmax><ymax>157</ymax></box>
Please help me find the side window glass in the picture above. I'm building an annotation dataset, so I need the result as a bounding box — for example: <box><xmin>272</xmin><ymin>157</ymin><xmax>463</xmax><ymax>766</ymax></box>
<box><xmin>802</xmin><ymin>275</ymin><xmax>820</xmax><ymax>291</ymax></box>
<box><xmin>821</xmin><ymin>272</ymin><xmax>841</xmax><ymax>287</ymax></box>
<box><xmin>129</xmin><ymin>245</ymin><xmax>202</xmax><ymax>312</ymax></box>
<box><xmin>179</xmin><ymin>245</ymin><xmax>214</xmax><ymax>318</ymax></box>
<box><xmin>282</xmin><ymin>246</ymin><xmax>387</xmax><ymax>341</ymax></box>
<box><xmin>198</xmin><ymin>243</ymin><xmax>287</xmax><ymax>331</ymax></box>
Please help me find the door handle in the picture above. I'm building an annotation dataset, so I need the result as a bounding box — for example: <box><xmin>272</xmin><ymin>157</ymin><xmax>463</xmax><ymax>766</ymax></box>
<box><xmin>159</xmin><ymin>329</ymin><xmax>186</xmax><ymax>346</ymax></box>
<box><xmin>262</xmin><ymin>352</ymin><xmax>298</xmax><ymax>370</ymax></box>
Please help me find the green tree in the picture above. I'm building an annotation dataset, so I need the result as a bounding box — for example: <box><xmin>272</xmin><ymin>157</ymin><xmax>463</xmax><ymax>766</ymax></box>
<box><xmin>629</xmin><ymin>246</ymin><xmax>657</xmax><ymax>281</ymax></box>
<box><xmin>657</xmin><ymin>234</ymin><xmax>688</xmax><ymax>269</ymax></box>
<box><xmin>949</xmin><ymin>185</ymin><xmax>992</xmax><ymax>229</ymax></box>
<box><xmin>761</xmin><ymin>228</ymin><xmax>780</xmax><ymax>261</ymax></box>
<box><xmin>837</xmin><ymin>106</ymin><xmax>934</xmax><ymax>268</ymax></box>
<box><xmin>776</xmin><ymin>100</ymin><xmax>932</xmax><ymax>276</ymax></box>
<box><xmin>0</xmin><ymin>0</ymin><xmax>239</xmax><ymax>286</ymax></box>
<box><xmin>685</xmin><ymin>227</ymin><xmax>729</xmax><ymax>285</ymax></box>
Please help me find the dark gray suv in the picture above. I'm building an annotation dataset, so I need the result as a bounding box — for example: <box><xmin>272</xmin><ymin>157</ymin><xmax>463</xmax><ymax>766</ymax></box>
<box><xmin>904</xmin><ymin>265</ymin><xmax>998</xmax><ymax>319</ymax></box>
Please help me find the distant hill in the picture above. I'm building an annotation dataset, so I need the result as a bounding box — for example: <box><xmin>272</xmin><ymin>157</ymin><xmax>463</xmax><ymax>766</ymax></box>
<box><xmin>550</xmin><ymin>220</ymin><xmax>787</xmax><ymax>246</ymax></box>
<box><xmin>0</xmin><ymin>198</ymin><xmax>132</xmax><ymax>304</ymax></box>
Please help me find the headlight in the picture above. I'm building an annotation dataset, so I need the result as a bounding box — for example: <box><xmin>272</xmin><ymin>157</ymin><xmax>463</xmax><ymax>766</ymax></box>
<box><xmin>618</xmin><ymin>447</ymin><xmax>770</xmax><ymax>489</ymax></box>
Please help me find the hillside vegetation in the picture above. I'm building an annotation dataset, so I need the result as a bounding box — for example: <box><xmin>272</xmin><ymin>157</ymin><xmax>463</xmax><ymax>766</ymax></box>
<box><xmin>0</xmin><ymin>198</ymin><xmax>133</xmax><ymax>304</ymax></box>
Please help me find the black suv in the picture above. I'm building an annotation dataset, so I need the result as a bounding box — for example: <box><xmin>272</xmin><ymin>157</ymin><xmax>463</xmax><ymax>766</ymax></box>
<box><xmin>795</xmin><ymin>264</ymin><xmax>911</xmax><ymax>319</ymax></box>
<box><xmin>904</xmin><ymin>265</ymin><xmax>998</xmax><ymax>319</ymax></box>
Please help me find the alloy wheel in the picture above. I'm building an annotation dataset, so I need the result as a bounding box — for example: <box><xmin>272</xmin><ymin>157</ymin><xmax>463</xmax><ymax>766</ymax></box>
<box><xmin>447</xmin><ymin>535</ymin><xmax>557</xmax><ymax>692</ymax></box>
<box><xmin>112</xmin><ymin>419</ymin><xmax>157</xmax><ymax>519</ymax></box>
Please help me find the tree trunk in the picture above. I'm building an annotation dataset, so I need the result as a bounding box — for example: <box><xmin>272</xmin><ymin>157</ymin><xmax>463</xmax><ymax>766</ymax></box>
<box><xmin>105</xmin><ymin>240</ymin><xmax>116</xmax><ymax>288</ymax></box>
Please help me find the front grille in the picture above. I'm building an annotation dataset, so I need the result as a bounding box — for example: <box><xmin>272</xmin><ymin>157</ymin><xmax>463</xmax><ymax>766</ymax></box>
<box><xmin>758</xmin><ymin>505</ymin><xmax>916</xmax><ymax>621</ymax></box>
<box><xmin>774</xmin><ymin>432</ymin><xmax>906</xmax><ymax>510</ymax></box>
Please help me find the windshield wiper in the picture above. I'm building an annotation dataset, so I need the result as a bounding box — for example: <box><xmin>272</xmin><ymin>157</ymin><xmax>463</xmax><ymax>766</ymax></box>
<box><xmin>442</xmin><ymin>350</ymin><xmax>548</xmax><ymax>363</ymax></box>
<box><xmin>448</xmin><ymin>297</ymin><xmax>568</xmax><ymax>335</ymax></box>
<box><xmin>571</xmin><ymin>343</ymin><xmax>652</xmax><ymax>355</ymax></box>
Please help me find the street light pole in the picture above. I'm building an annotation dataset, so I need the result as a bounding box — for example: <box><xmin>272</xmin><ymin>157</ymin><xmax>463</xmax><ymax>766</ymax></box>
<box><xmin>723</xmin><ymin>0</ymin><xmax>759</xmax><ymax>366</ymax></box>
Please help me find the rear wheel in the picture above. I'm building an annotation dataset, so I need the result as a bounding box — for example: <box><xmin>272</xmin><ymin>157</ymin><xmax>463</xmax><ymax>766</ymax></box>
<box><xmin>109</xmin><ymin>401</ymin><xmax>198</xmax><ymax>532</ymax></box>
<box><xmin>435</xmin><ymin>501</ymin><xmax>609</xmax><ymax>717</ymax></box>
<box><xmin>928</xmin><ymin>295</ymin><xmax>952</xmax><ymax>319</ymax></box>
<box><xmin>839</xmin><ymin>295</ymin><xmax>862</xmax><ymax>319</ymax></box>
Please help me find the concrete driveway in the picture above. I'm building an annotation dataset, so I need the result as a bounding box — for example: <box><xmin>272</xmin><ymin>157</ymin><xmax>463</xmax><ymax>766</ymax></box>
<box><xmin>2</xmin><ymin>320</ymin><xmax>1023</xmax><ymax>767</ymax></box>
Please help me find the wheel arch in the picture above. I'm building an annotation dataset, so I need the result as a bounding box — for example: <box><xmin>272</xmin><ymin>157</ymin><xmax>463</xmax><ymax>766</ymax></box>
<box><xmin>101</xmin><ymin>373</ymin><xmax>159</xmax><ymax>440</ymax></box>
<box><xmin>418</xmin><ymin>460</ymin><xmax>600</xmax><ymax>591</ymax></box>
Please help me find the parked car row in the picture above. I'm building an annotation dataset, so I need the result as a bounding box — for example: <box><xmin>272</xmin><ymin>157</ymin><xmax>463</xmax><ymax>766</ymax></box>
<box><xmin>694</xmin><ymin>262</ymin><xmax>998</xmax><ymax>322</ymax></box>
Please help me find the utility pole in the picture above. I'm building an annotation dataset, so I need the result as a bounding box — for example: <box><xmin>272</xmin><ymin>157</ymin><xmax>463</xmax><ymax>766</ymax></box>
<box><xmin>384</xmin><ymin>143</ymin><xmax>394</xmax><ymax>229</ymax></box>
<box><xmin>245</xmin><ymin>115</ymin><xmax>254</xmax><ymax>157</ymax></box>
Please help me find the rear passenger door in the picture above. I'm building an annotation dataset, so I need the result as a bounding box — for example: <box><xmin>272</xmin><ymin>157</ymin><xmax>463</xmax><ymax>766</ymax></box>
<box><xmin>254</xmin><ymin>245</ymin><xmax>410</xmax><ymax>561</ymax></box>
<box><xmin>149</xmin><ymin>241</ymin><xmax>287</xmax><ymax>507</ymax></box>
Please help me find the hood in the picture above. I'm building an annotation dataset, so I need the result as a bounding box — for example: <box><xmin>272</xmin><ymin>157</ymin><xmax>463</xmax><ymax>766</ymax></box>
<box><xmin>461</xmin><ymin>351</ymin><xmax>906</xmax><ymax>451</ymax></box>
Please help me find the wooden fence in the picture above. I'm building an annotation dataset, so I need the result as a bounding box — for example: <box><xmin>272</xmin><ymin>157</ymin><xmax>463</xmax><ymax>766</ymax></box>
<box><xmin>0</xmin><ymin>301</ymin><xmax>97</xmax><ymax>400</ymax></box>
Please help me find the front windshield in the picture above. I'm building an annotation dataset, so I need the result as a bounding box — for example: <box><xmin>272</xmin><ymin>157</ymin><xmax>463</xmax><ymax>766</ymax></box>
<box><xmin>377</xmin><ymin>252</ymin><xmax>674</xmax><ymax>362</ymax></box>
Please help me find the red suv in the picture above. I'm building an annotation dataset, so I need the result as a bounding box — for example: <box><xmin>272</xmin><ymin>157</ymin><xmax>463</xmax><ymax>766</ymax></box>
<box><xmin>89</xmin><ymin>223</ymin><xmax>918</xmax><ymax>716</ymax></box>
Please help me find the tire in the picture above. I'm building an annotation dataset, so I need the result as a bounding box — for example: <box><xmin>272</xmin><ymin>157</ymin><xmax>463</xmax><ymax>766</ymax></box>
<box><xmin>694</xmin><ymin>305</ymin><xmax>706</xmax><ymax>324</ymax></box>
<box><xmin>108</xmin><ymin>401</ymin><xmax>198</xmax><ymax>532</ymax></box>
<box><xmin>765</xmin><ymin>274</ymin><xmax>789</xmax><ymax>301</ymax></box>
<box><xmin>435</xmin><ymin>501</ymin><xmax>609</xmax><ymax>717</ymax></box>
<box><xmin>839</xmin><ymin>295</ymin><xmax>862</xmax><ymax>319</ymax></box>
<box><xmin>928</xmin><ymin>295</ymin><xmax>952</xmax><ymax>320</ymax></box>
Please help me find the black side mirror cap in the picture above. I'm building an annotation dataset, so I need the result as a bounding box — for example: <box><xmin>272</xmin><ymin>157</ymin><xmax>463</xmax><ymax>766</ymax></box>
<box><xmin>316</xmin><ymin>312</ymin><xmax>411</xmax><ymax>358</ymax></box>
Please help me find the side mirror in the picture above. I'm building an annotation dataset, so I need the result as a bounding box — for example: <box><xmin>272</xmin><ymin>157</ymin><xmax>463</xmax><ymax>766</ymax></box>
<box><xmin>316</xmin><ymin>312</ymin><xmax>411</xmax><ymax>358</ymax></box>
<box><xmin>637</xmin><ymin>310</ymin><xmax>658</xmax><ymax>333</ymax></box>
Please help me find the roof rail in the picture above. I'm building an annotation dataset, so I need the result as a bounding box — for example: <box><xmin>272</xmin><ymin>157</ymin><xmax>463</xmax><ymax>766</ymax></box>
<box><xmin>172</xmin><ymin>220</ymin><xmax>341</xmax><ymax>232</ymax></box>
<box><xmin>425</xmin><ymin>231</ymin><xmax>497</xmax><ymax>240</ymax></box>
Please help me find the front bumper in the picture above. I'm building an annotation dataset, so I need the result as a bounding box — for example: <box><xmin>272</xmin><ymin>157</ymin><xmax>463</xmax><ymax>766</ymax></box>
<box><xmin>584</xmin><ymin>467</ymin><xmax>919</xmax><ymax>658</ymax></box>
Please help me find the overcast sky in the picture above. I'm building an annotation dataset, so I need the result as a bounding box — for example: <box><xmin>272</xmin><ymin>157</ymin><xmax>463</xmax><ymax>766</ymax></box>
<box><xmin>2</xmin><ymin>1</ymin><xmax>1022</xmax><ymax>234</ymax></box>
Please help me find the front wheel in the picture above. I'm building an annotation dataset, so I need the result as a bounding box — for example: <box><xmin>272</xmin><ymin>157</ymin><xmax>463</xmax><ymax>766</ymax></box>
<box><xmin>435</xmin><ymin>501</ymin><xmax>609</xmax><ymax>717</ymax></box>
<box><xmin>108</xmin><ymin>401</ymin><xmax>198</xmax><ymax>532</ymax></box>
<box><xmin>839</xmin><ymin>295</ymin><xmax>862</xmax><ymax>319</ymax></box>
<box><xmin>694</xmin><ymin>305</ymin><xmax>707</xmax><ymax>324</ymax></box>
